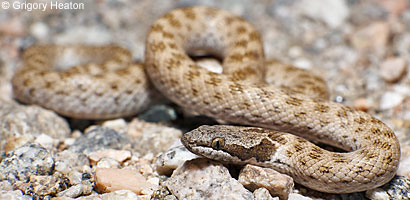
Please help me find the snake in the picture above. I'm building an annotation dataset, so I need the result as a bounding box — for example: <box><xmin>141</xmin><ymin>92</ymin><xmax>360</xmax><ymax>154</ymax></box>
<box><xmin>11</xmin><ymin>6</ymin><xmax>400</xmax><ymax>194</ymax></box>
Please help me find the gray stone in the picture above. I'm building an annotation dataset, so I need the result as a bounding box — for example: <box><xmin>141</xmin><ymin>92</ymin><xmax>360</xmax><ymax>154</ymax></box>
<box><xmin>54</xmin><ymin>150</ymin><xmax>91</xmax><ymax>185</ymax></box>
<box><xmin>138</xmin><ymin>104</ymin><xmax>177</xmax><ymax>122</ymax></box>
<box><xmin>164</xmin><ymin>158</ymin><xmax>255</xmax><ymax>200</ymax></box>
<box><xmin>0</xmin><ymin>143</ymin><xmax>54</xmax><ymax>184</ymax></box>
<box><xmin>14</xmin><ymin>173</ymin><xmax>70</xmax><ymax>199</ymax></box>
<box><xmin>0</xmin><ymin>100</ymin><xmax>70</xmax><ymax>153</ymax></box>
<box><xmin>68</xmin><ymin>127</ymin><xmax>132</xmax><ymax>154</ymax></box>
<box><xmin>341</xmin><ymin>192</ymin><xmax>367</xmax><ymax>200</ymax></box>
<box><xmin>127</xmin><ymin>119</ymin><xmax>182</xmax><ymax>156</ymax></box>
<box><xmin>56</xmin><ymin>183</ymin><xmax>93</xmax><ymax>198</ymax></box>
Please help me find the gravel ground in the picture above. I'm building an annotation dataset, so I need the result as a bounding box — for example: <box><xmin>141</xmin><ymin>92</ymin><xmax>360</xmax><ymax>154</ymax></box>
<box><xmin>0</xmin><ymin>0</ymin><xmax>410</xmax><ymax>199</ymax></box>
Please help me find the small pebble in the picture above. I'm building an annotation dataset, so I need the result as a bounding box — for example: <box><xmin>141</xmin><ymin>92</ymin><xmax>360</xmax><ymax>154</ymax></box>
<box><xmin>30</xmin><ymin>22</ymin><xmax>49</xmax><ymax>40</ymax></box>
<box><xmin>379</xmin><ymin>57</ymin><xmax>407</xmax><ymax>83</ymax></box>
<box><xmin>88</xmin><ymin>149</ymin><xmax>132</xmax><ymax>164</ymax></box>
<box><xmin>354</xmin><ymin>98</ymin><xmax>371</xmax><ymax>111</ymax></box>
<box><xmin>101</xmin><ymin>119</ymin><xmax>128</xmax><ymax>134</ymax></box>
<box><xmin>56</xmin><ymin>183</ymin><xmax>93</xmax><ymax>198</ymax></box>
<box><xmin>254</xmin><ymin>188</ymin><xmax>279</xmax><ymax>200</ymax></box>
<box><xmin>196</xmin><ymin>58</ymin><xmax>223</xmax><ymax>74</ymax></box>
<box><xmin>95</xmin><ymin>157</ymin><xmax>121</xmax><ymax>169</ymax></box>
<box><xmin>154</xmin><ymin>144</ymin><xmax>198</xmax><ymax>176</ymax></box>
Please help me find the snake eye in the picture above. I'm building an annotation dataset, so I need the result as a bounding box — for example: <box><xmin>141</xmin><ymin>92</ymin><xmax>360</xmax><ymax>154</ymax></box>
<box><xmin>211</xmin><ymin>138</ymin><xmax>225</xmax><ymax>149</ymax></box>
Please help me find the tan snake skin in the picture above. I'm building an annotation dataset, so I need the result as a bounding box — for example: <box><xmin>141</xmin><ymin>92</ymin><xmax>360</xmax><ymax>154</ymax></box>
<box><xmin>12</xmin><ymin>6</ymin><xmax>400</xmax><ymax>193</ymax></box>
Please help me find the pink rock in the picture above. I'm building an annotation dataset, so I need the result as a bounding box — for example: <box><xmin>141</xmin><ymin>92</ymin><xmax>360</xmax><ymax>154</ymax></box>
<box><xmin>94</xmin><ymin>168</ymin><xmax>152</xmax><ymax>195</ymax></box>
<box><xmin>351</xmin><ymin>22</ymin><xmax>390</xmax><ymax>51</ymax></box>
<box><xmin>379</xmin><ymin>57</ymin><xmax>407</xmax><ymax>83</ymax></box>
<box><xmin>238</xmin><ymin>165</ymin><xmax>294</xmax><ymax>200</ymax></box>
<box><xmin>354</xmin><ymin>98</ymin><xmax>371</xmax><ymax>112</ymax></box>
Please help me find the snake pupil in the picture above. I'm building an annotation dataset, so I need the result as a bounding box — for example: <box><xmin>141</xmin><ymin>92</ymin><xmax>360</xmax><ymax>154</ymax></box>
<box><xmin>211</xmin><ymin>138</ymin><xmax>224</xmax><ymax>149</ymax></box>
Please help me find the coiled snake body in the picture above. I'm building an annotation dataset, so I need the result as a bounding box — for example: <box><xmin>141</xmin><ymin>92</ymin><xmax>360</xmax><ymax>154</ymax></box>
<box><xmin>12</xmin><ymin>6</ymin><xmax>400</xmax><ymax>193</ymax></box>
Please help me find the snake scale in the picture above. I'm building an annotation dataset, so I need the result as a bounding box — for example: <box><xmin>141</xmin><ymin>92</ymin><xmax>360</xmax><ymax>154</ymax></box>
<box><xmin>12</xmin><ymin>6</ymin><xmax>400</xmax><ymax>193</ymax></box>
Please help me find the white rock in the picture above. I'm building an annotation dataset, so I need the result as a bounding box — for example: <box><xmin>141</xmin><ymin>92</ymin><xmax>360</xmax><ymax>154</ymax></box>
<box><xmin>365</xmin><ymin>188</ymin><xmax>390</xmax><ymax>200</ymax></box>
<box><xmin>292</xmin><ymin>58</ymin><xmax>312</xmax><ymax>70</ymax></box>
<box><xmin>100</xmin><ymin>190</ymin><xmax>139</xmax><ymax>200</ymax></box>
<box><xmin>254</xmin><ymin>188</ymin><xmax>279</xmax><ymax>200</ymax></box>
<box><xmin>297</xmin><ymin>0</ymin><xmax>349</xmax><ymax>28</ymax></box>
<box><xmin>380</xmin><ymin>91</ymin><xmax>404</xmax><ymax>110</ymax></box>
<box><xmin>288</xmin><ymin>193</ymin><xmax>313</xmax><ymax>200</ymax></box>
<box><xmin>88</xmin><ymin>149</ymin><xmax>131</xmax><ymax>164</ymax></box>
<box><xmin>30</xmin><ymin>22</ymin><xmax>49</xmax><ymax>40</ymax></box>
<box><xmin>154</xmin><ymin>145</ymin><xmax>198</xmax><ymax>176</ymax></box>
<box><xmin>164</xmin><ymin>158</ymin><xmax>255</xmax><ymax>200</ymax></box>
<box><xmin>34</xmin><ymin>134</ymin><xmax>55</xmax><ymax>150</ymax></box>
<box><xmin>196</xmin><ymin>58</ymin><xmax>223</xmax><ymax>74</ymax></box>
<box><xmin>102</xmin><ymin>119</ymin><xmax>128</xmax><ymax>133</ymax></box>
<box><xmin>95</xmin><ymin>158</ymin><xmax>121</xmax><ymax>169</ymax></box>
<box><xmin>396</xmin><ymin>155</ymin><xmax>410</xmax><ymax>176</ymax></box>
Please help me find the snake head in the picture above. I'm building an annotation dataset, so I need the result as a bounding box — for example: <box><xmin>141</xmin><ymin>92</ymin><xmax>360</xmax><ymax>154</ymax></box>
<box><xmin>181</xmin><ymin>125</ymin><xmax>279</xmax><ymax>165</ymax></box>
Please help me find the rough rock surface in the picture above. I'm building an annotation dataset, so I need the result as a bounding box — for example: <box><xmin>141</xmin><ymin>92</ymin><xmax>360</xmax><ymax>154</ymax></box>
<box><xmin>0</xmin><ymin>100</ymin><xmax>70</xmax><ymax>153</ymax></box>
<box><xmin>164</xmin><ymin>158</ymin><xmax>255</xmax><ymax>200</ymax></box>
<box><xmin>154</xmin><ymin>144</ymin><xmax>198</xmax><ymax>176</ymax></box>
<box><xmin>0</xmin><ymin>143</ymin><xmax>54</xmax><ymax>184</ymax></box>
<box><xmin>68</xmin><ymin>127</ymin><xmax>132</xmax><ymax>154</ymax></box>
